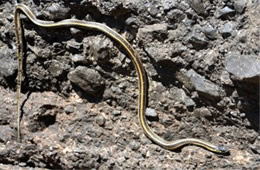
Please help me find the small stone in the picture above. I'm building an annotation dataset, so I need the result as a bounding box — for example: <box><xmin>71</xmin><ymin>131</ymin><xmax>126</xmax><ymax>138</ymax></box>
<box><xmin>162</xmin><ymin>0</ymin><xmax>177</xmax><ymax>11</ymax></box>
<box><xmin>71</xmin><ymin>54</ymin><xmax>85</xmax><ymax>63</ymax></box>
<box><xmin>203</xmin><ymin>25</ymin><xmax>217</xmax><ymax>40</ymax></box>
<box><xmin>129</xmin><ymin>140</ymin><xmax>140</xmax><ymax>151</ymax></box>
<box><xmin>145</xmin><ymin>108</ymin><xmax>158</xmax><ymax>118</ymax></box>
<box><xmin>67</xmin><ymin>66</ymin><xmax>105</xmax><ymax>95</ymax></box>
<box><xmin>224</xmin><ymin>52</ymin><xmax>260</xmax><ymax>83</ymax></box>
<box><xmin>217</xmin><ymin>6</ymin><xmax>235</xmax><ymax>18</ymax></box>
<box><xmin>148</xmin><ymin>6</ymin><xmax>159</xmax><ymax>16</ymax></box>
<box><xmin>0</xmin><ymin>125</ymin><xmax>14</xmax><ymax>143</ymax></box>
<box><xmin>220</xmin><ymin>22</ymin><xmax>233</xmax><ymax>38</ymax></box>
<box><xmin>250</xmin><ymin>144</ymin><xmax>260</xmax><ymax>154</ymax></box>
<box><xmin>19</xmin><ymin>162</ymin><xmax>27</xmax><ymax>167</ymax></box>
<box><xmin>0</xmin><ymin>46</ymin><xmax>17</xmax><ymax>79</ymax></box>
<box><xmin>170</xmin><ymin>88</ymin><xmax>196</xmax><ymax>107</ymax></box>
<box><xmin>47</xmin><ymin>3</ymin><xmax>70</xmax><ymax>20</ymax></box>
<box><xmin>189</xmin><ymin>0</ymin><xmax>206</xmax><ymax>15</ymax></box>
<box><xmin>64</xmin><ymin>105</ymin><xmax>74</xmax><ymax>114</ymax></box>
<box><xmin>46</xmin><ymin>60</ymin><xmax>66</xmax><ymax>77</ymax></box>
<box><xmin>95</xmin><ymin>115</ymin><xmax>106</xmax><ymax>126</ymax></box>
<box><xmin>112</xmin><ymin>110</ymin><xmax>121</xmax><ymax>116</ymax></box>
<box><xmin>239</xmin><ymin>113</ymin><xmax>246</xmax><ymax>118</ymax></box>
<box><xmin>184</xmin><ymin>69</ymin><xmax>225</xmax><ymax>100</ymax></box>
<box><xmin>188</xmin><ymin>27</ymin><xmax>208</xmax><ymax>49</ymax></box>
<box><xmin>232</xmin><ymin>0</ymin><xmax>247</xmax><ymax>14</ymax></box>
<box><xmin>167</xmin><ymin>9</ymin><xmax>185</xmax><ymax>23</ymax></box>
<box><xmin>137</xmin><ymin>23</ymin><xmax>168</xmax><ymax>42</ymax></box>
<box><xmin>125</xmin><ymin>17</ymin><xmax>137</xmax><ymax>25</ymax></box>
<box><xmin>70</xmin><ymin>27</ymin><xmax>82</xmax><ymax>36</ymax></box>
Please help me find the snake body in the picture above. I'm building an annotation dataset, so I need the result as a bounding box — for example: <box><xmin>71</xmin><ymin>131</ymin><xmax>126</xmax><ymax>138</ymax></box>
<box><xmin>14</xmin><ymin>4</ymin><xmax>228</xmax><ymax>153</ymax></box>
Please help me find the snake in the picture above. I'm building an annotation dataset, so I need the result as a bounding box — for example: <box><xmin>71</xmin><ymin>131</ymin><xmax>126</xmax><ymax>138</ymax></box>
<box><xmin>14</xmin><ymin>3</ymin><xmax>229</xmax><ymax>153</ymax></box>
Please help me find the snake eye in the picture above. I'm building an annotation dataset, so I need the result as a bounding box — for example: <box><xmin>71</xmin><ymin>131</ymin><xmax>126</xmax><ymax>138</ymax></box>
<box><xmin>218</xmin><ymin>145</ymin><xmax>229</xmax><ymax>153</ymax></box>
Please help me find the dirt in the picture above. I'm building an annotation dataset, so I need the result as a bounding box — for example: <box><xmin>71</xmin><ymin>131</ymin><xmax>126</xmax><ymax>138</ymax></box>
<box><xmin>0</xmin><ymin>0</ymin><xmax>259</xmax><ymax>169</ymax></box>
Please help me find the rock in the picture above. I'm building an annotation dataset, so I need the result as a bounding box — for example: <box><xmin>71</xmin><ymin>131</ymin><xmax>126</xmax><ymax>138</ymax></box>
<box><xmin>0</xmin><ymin>125</ymin><xmax>14</xmax><ymax>143</ymax></box>
<box><xmin>203</xmin><ymin>25</ymin><xmax>217</xmax><ymax>40</ymax></box>
<box><xmin>148</xmin><ymin>6</ymin><xmax>159</xmax><ymax>17</ymax></box>
<box><xmin>220</xmin><ymin>22</ymin><xmax>233</xmax><ymax>38</ymax></box>
<box><xmin>45</xmin><ymin>60</ymin><xmax>66</xmax><ymax>77</ymax></box>
<box><xmin>167</xmin><ymin>9</ymin><xmax>185</xmax><ymax>23</ymax></box>
<box><xmin>137</xmin><ymin>23</ymin><xmax>168</xmax><ymax>42</ymax></box>
<box><xmin>112</xmin><ymin>110</ymin><xmax>121</xmax><ymax>116</ymax></box>
<box><xmin>64</xmin><ymin>105</ymin><xmax>74</xmax><ymax>114</ymax></box>
<box><xmin>145</xmin><ymin>108</ymin><xmax>158</xmax><ymax>118</ymax></box>
<box><xmin>0</xmin><ymin>46</ymin><xmax>17</xmax><ymax>79</ymax></box>
<box><xmin>68</xmin><ymin>66</ymin><xmax>105</xmax><ymax>95</ymax></box>
<box><xmin>217</xmin><ymin>6</ymin><xmax>235</xmax><ymax>19</ymax></box>
<box><xmin>125</xmin><ymin>17</ymin><xmax>137</xmax><ymax>25</ymax></box>
<box><xmin>224</xmin><ymin>52</ymin><xmax>260</xmax><ymax>83</ymax></box>
<box><xmin>95</xmin><ymin>115</ymin><xmax>106</xmax><ymax>126</ymax></box>
<box><xmin>188</xmin><ymin>26</ymin><xmax>208</xmax><ymax>49</ymax></box>
<box><xmin>71</xmin><ymin>54</ymin><xmax>86</xmax><ymax>64</ymax></box>
<box><xmin>66</xmin><ymin>39</ymin><xmax>83</xmax><ymax>53</ymax></box>
<box><xmin>188</xmin><ymin>0</ymin><xmax>206</xmax><ymax>15</ymax></box>
<box><xmin>129</xmin><ymin>140</ymin><xmax>140</xmax><ymax>151</ymax></box>
<box><xmin>47</xmin><ymin>3</ymin><xmax>70</xmax><ymax>20</ymax></box>
<box><xmin>161</xmin><ymin>0</ymin><xmax>177</xmax><ymax>11</ymax></box>
<box><xmin>232</xmin><ymin>0</ymin><xmax>247</xmax><ymax>14</ymax></box>
<box><xmin>170</xmin><ymin>88</ymin><xmax>196</xmax><ymax>107</ymax></box>
<box><xmin>144</xmin><ymin>43</ymin><xmax>172</xmax><ymax>62</ymax></box>
<box><xmin>184</xmin><ymin>69</ymin><xmax>225</xmax><ymax>100</ymax></box>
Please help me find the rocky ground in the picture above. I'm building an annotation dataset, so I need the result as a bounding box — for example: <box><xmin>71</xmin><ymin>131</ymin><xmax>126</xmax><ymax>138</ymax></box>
<box><xmin>0</xmin><ymin>0</ymin><xmax>259</xmax><ymax>169</ymax></box>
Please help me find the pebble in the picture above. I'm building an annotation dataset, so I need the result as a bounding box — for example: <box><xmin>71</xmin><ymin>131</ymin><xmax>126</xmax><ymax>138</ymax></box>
<box><xmin>112</xmin><ymin>110</ymin><xmax>121</xmax><ymax>116</ymax></box>
<box><xmin>67</xmin><ymin>66</ymin><xmax>105</xmax><ymax>95</ymax></box>
<box><xmin>220</xmin><ymin>22</ymin><xmax>233</xmax><ymax>38</ymax></box>
<box><xmin>95</xmin><ymin>115</ymin><xmax>106</xmax><ymax>126</ymax></box>
<box><xmin>64</xmin><ymin>105</ymin><xmax>74</xmax><ymax>114</ymax></box>
<box><xmin>145</xmin><ymin>108</ymin><xmax>158</xmax><ymax>118</ymax></box>
<box><xmin>129</xmin><ymin>140</ymin><xmax>140</xmax><ymax>151</ymax></box>
<box><xmin>218</xmin><ymin>6</ymin><xmax>235</xmax><ymax>18</ymax></box>
<box><xmin>233</xmin><ymin>0</ymin><xmax>247</xmax><ymax>14</ymax></box>
<box><xmin>203</xmin><ymin>25</ymin><xmax>217</xmax><ymax>40</ymax></box>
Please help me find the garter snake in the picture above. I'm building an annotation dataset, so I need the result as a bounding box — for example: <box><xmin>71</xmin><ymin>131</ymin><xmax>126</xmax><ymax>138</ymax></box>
<box><xmin>14</xmin><ymin>4</ymin><xmax>229</xmax><ymax>153</ymax></box>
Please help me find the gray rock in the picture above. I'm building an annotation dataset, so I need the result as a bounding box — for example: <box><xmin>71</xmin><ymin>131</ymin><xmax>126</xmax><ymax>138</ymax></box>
<box><xmin>232</xmin><ymin>0</ymin><xmax>247</xmax><ymax>14</ymax></box>
<box><xmin>167</xmin><ymin>9</ymin><xmax>185</xmax><ymax>23</ymax></box>
<box><xmin>45</xmin><ymin>60</ymin><xmax>66</xmax><ymax>77</ymax></box>
<box><xmin>185</xmin><ymin>69</ymin><xmax>225</xmax><ymax>100</ymax></box>
<box><xmin>66</xmin><ymin>39</ymin><xmax>83</xmax><ymax>52</ymax></box>
<box><xmin>0</xmin><ymin>46</ymin><xmax>16</xmax><ymax>79</ymax></box>
<box><xmin>47</xmin><ymin>3</ymin><xmax>70</xmax><ymax>20</ymax></box>
<box><xmin>0</xmin><ymin>125</ymin><xmax>14</xmax><ymax>143</ymax></box>
<box><xmin>170</xmin><ymin>88</ymin><xmax>196</xmax><ymax>107</ymax></box>
<box><xmin>64</xmin><ymin>105</ymin><xmax>74</xmax><ymax>114</ymax></box>
<box><xmin>68</xmin><ymin>66</ymin><xmax>105</xmax><ymax>95</ymax></box>
<box><xmin>112</xmin><ymin>110</ymin><xmax>121</xmax><ymax>116</ymax></box>
<box><xmin>95</xmin><ymin>115</ymin><xmax>106</xmax><ymax>126</ymax></box>
<box><xmin>137</xmin><ymin>23</ymin><xmax>168</xmax><ymax>42</ymax></box>
<box><xmin>71</xmin><ymin>54</ymin><xmax>86</xmax><ymax>64</ymax></box>
<box><xmin>203</xmin><ymin>25</ymin><xmax>217</xmax><ymax>40</ymax></box>
<box><xmin>188</xmin><ymin>0</ymin><xmax>206</xmax><ymax>15</ymax></box>
<box><xmin>129</xmin><ymin>140</ymin><xmax>140</xmax><ymax>151</ymax></box>
<box><xmin>220</xmin><ymin>22</ymin><xmax>233</xmax><ymax>38</ymax></box>
<box><xmin>145</xmin><ymin>108</ymin><xmax>158</xmax><ymax>118</ymax></box>
<box><xmin>224</xmin><ymin>52</ymin><xmax>260</xmax><ymax>83</ymax></box>
<box><xmin>125</xmin><ymin>17</ymin><xmax>137</xmax><ymax>25</ymax></box>
<box><xmin>188</xmin><ymin>27</ymin><xmax>208</xmax><ymax>49</ymax></box>
<box><xmin>148</xmin><ymin>6</ymin><xmax>159</xmax><ymax>17</ymax></box>
<box><xmin>217</xmin><ymin>6</ymin><xmax>235</xmax><ymax>18</ymax></box>
<box><xmin>162</xmin><ymin>0</ymin><xmax>177</xmax><ymax>11</ymax></box>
